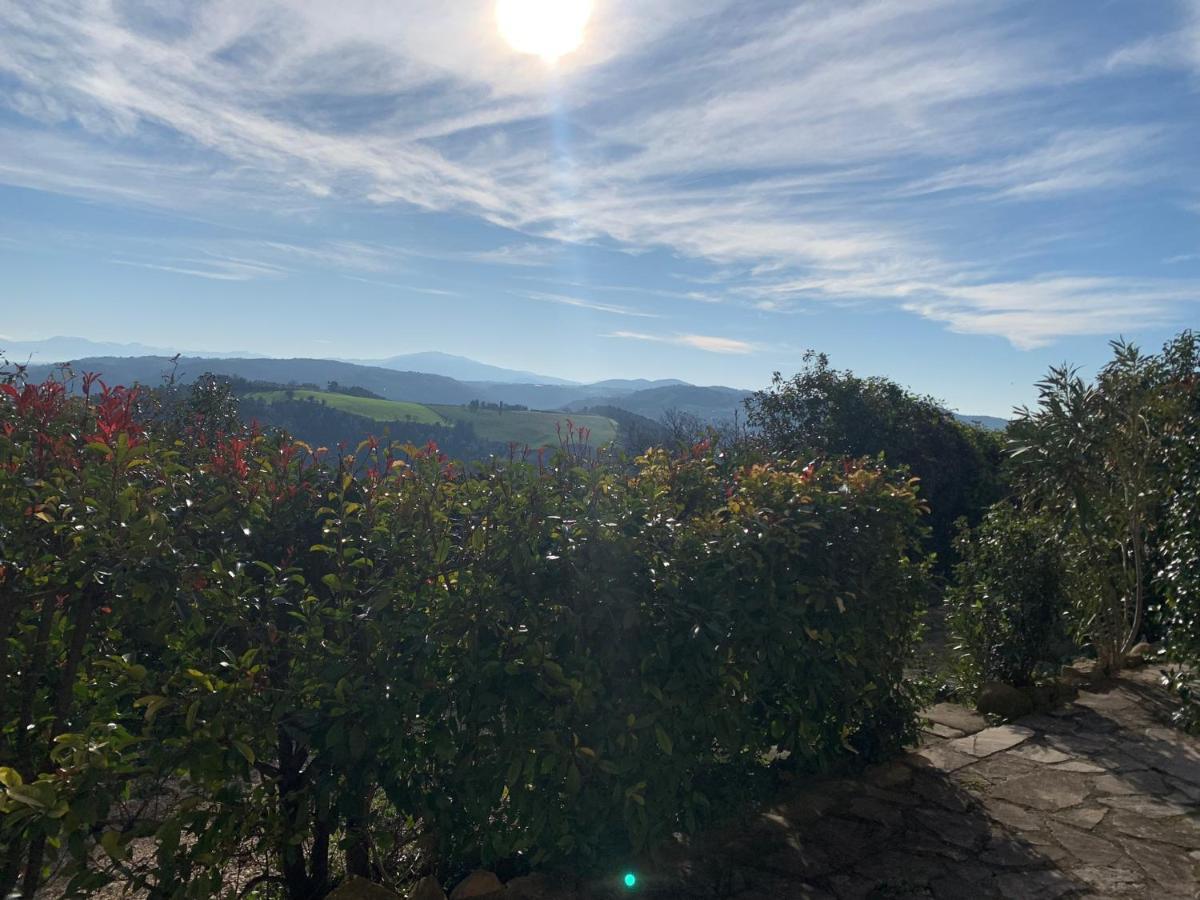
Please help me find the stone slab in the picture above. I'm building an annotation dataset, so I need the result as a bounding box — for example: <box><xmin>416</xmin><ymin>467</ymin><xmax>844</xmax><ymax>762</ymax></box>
<box><xmin>1009</xmin><ymin>744</ymin><xmax>1073</xmax><ymax>765</ymax></box>
<box><xmin>923</xmin><ymin>702</ymin><xmax>989</xmax><ymax>735</ymax></box>
<box><xmin>950</xmin><ymin>725</ymin><xmax>1035</xmax><ymax>758</ymax></box>
<box><xmin>990</xmin><ymin>770</ymin><xmax>1092</xmax><ymax>811</ymax></box>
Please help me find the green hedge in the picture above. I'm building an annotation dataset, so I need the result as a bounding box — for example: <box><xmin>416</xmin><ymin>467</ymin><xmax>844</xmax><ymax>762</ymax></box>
<box><xmin>0</xmin><ymin>379</ymin><xmax>928</xmax><ymax>897</ymax></box>
<box><xmin>947</xmin><ymin>503</ymin><xmax>1066</xmax><ymax>691</ymax></box>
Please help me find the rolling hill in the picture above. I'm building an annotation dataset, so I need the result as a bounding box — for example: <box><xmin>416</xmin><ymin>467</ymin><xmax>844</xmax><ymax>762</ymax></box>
<box><xmin>14</xmin><ymin>349</ymin><xmax>1007</xmax><ymax>431</ymax></box>
<box><xmin>565</xmin><ymin>384</ymin><xmax>752</xmax><ymax>423</ymax></box>
<box><xmin>431</xmin><ymin>405</ymin><xmax>617</xmax><ymax>448</ymax></box>
<box><xmin>247</xmin><ymin>389</ymin><xmax>617</xmax><ymax>449</ymax></box>
<box><xmin>248</xmin><ymin>390</ymin><xmax>448</xmax><ymax>425</ymax></box>
<box><xmin>21</xmin><ymin>356</ymin><xmax>483</xmax><ymax>405</ymax></box>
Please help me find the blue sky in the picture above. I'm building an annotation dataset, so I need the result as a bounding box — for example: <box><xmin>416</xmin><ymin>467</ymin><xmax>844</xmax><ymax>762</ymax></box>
<box><xmin>1</xmin><ymin>0</ymin><xmax>1198</xmax><ymax>415</ymax></box>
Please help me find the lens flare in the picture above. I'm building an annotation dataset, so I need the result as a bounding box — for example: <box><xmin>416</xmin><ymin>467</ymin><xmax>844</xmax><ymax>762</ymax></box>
<box><xmin>496</xmin><ymin>0</ymin><xmax>593</xmax><ymax>63</ymax></box>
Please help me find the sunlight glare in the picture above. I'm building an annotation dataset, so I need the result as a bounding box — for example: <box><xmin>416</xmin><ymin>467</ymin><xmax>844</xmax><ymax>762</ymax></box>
<box><xmin>496</xmin><ymin>0</ymin><xmax>593</xmax><ymax>63</ymax></box>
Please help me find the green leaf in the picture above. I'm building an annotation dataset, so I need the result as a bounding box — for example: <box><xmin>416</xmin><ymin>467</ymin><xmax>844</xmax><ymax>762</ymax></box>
<box><xmin>654</xmin><ymin>724</ymin><xmax>673</xmax><ymax>756</ymax></box>
<box><xmin>233</xmin><ymin>740</ymin><xmax>256</xmax><ymax>765</ymax></box>
<box><xmin>6</xmin><ymin>782</ymin><xmax>55</xmax><ymax>809</ymax></box>
<box><xmin>565</xmin><ymin>763</ymin><xmax>581</xmax><ymax>795</ymax></box>
<box><xmin>100</xmin><ymin>830</ymin><xmax>123</xmax><ymax>861</ymax></box>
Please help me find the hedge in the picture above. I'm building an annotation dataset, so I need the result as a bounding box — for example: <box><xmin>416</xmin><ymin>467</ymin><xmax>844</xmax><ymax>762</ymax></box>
<box><xmin>0</xmin><ymin>378</ymin><xmax>928</xmax><ymax>898</ymax></box>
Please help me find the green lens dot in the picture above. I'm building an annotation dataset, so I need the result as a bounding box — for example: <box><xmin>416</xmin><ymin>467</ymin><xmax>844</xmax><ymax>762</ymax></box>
<box><xmin>624</xmin><ymin>872</ymin><xmax>637</xmax><ymax>888</ymax></box>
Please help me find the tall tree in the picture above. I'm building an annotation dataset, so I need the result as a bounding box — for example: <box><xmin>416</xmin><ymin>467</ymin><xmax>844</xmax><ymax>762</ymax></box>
<box><xmin>745</xmin><ymin>351</ymin><xmax>1004</xmax><ymax>570</ymax></box>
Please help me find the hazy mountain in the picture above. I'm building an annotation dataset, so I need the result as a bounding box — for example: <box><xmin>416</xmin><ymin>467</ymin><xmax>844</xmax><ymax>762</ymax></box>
<box><xmin>1</xmin><ymin>335</ymin><xmax>258</xmax><ymax>363</ymax></box>
<box><xmin>348</xmin><ymin>351</ymin><xmax>576</xmax><ymax>386</ymax></box>
<box><xmin>13</xmin><ymin>347</ymin><xmax>1007</xmax><ymax>430</ymax></box>
<box><xmin>587</xmin><ymin>378</ymin><xmax>690</xmax><ymax>393</ymax></box>
<box><xmin>21</xmin><ymin>356</ymin><xmax>482</xmax><ymax>405</ymax></box>
<box><xmin>952</xmin><ymin>412</ymin><xmax>1009</xmax><ymax>431</ymax></box>
<box><xmin>462</xmin><ymin>382</ymin><xmax>611</xmax><ymax>410</ymax></box>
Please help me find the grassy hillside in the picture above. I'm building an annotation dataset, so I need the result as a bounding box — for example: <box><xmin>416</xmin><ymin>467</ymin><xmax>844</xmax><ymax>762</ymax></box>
<box><xmin>250</xmin><ymin>390</ymin><xmax>617</xmax><ymax>448</ymax></box>
<box><xmin>431</xmin><ymin>405</ymin><xmax>617</xmax><ymax>448</ymax></box>
<box><xmin>566</xmin><ymin>384</ymin><xmax>751</xmax><ymax>423</ymax></box>
<box><xmin>249</xmin><ymin>389</ymin><xmax>447</xmax><ymax>425</ymax></box>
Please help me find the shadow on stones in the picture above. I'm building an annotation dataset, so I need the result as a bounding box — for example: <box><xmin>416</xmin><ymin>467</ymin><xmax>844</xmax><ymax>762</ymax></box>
<box><xmin>594</xmin><ymin>675</ymin><xmax>1200</xmax><ymax>899</ymax></box>
<box><xmin>628</xmin><ymin>760</ymin><xmax>1087</xmax><ymax>900</ymax></box>
<box><xmin>1034</xmin><ymin>677</ymin><xmax>1200</xmax><ymax>800</ymax></box>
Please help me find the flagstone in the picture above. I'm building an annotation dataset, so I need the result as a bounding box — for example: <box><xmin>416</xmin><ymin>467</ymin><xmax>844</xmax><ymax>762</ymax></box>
<box><xmin>950</xmin><ymin>724</ymin><xmax>1035</xmax><ymax>758</ymax></box>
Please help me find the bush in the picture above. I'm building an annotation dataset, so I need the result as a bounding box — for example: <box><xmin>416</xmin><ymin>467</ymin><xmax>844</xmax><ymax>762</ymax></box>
<box><xmin>1161</xmin><ymin>360</ymin><xmax>1200</xmax><ymax>730</ymax></box>
<box><xmin>0</xmin><ymin>375</ymin><xmax>929</xmax><ymax>897</ymax></box>
<box><xmin>947</xmin><ymin>503</ymin><xmax>1066</xmax><ymax>691</ymax></box>
<box><xmin>746</xmin><ymin>351</ymin><xmax>1004</xmax><ymax>572</ymax></box>
<box><xmin>1009</xmin><ymin>335</ymin><xmax>1199</xmax><ymax>671</ymax></box>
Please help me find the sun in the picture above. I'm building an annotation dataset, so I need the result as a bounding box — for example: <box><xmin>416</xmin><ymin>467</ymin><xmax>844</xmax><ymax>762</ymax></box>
<box><xmin>496</xmin><ymin>0</ymin><xmax>593</xmax><ymax>63</ymax></box>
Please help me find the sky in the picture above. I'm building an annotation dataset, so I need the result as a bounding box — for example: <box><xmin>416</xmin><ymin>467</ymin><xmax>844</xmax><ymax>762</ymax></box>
<box><xmin>1</xmin><ymin>0</ymin><xmax>1198</xmax><ymax>416</ymax></box>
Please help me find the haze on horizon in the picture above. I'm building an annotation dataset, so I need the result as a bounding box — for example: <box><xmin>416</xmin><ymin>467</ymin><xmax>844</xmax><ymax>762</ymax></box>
<box><xmin>2</xmin><ymin>0</ymin><xmax>1199</xmax><ymax>417</ymax></box>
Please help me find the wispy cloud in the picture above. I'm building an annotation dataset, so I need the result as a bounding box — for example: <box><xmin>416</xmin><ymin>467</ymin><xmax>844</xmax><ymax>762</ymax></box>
<box><xmin>343</xmin><ymin>276</ymin><xmax>460</xmax><ymax>296</ymax></box>
<box><xmin>1106</xmin><ymin>0</ymin><xmax>1200</xmax><ymax>74</ymax></box>
<box><xmin>899</xmin><ymin>128</ymin><xmax>1162</xmax><ymax>199</ymax></box>
<box><xmin>606</xmin><ymin>331</ymin><xmax>754</xmax><ymax>354</ymax></box>
<box><xmin>110</xmin><ymin>256</ymin><xmax>285</xmax><ymax>281</ymax></box>
<box><xmin>466</xmin><ymin>243</ymin><xmax>565</xmax><ymax>267</ymax></box>
<box><xmin>523</xmin><ymin>291</ymin><xmax>661</xmax><ymax>318</ymax></box>
<box><xmin>1</xmin><ymin>0</ymin><xmax>1198</xmax><ymax>348</ymax></box>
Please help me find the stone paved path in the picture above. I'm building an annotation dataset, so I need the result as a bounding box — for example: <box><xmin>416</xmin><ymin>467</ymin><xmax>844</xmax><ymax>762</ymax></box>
<box><xmin>612</xmin><ymin>668</ymin><xmax>1200</xmax><ymax>899</ymax></box>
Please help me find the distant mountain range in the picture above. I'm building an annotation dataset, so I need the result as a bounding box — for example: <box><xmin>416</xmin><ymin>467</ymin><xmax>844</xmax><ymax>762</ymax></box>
<box><xmin>1</xmin><ymin>335</ymin><xmax>259</xmax><ymax>362</ymax></box>
<box><xmin>343</xmin><ymin>351</ymin><xmax>577</xmax><ymax>386</ymax></box>
<box><xmin>4</xmin><ymin>336</ymin><xmax>1009</xmax><ymax>429</ymax></box>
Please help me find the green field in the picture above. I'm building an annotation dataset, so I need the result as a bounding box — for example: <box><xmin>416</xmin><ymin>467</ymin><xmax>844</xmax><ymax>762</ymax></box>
<box><xmin>251</xmin><ymin>390</ymin><xmax>618</xmax><ymax>448</ymax></box>
<box><xmin>430</xmin><ymin>405</ymin><xmax>617</xmax><ymax>448</ymax></box>
<box><xmin>249</xmin><ymin>390</ymin><xmax>447</xmax><ymax>425</ymax></box>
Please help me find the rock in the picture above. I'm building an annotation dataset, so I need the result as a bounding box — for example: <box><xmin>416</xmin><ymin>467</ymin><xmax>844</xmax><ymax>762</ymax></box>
<box><xmin>1097</xmin><ymin>794</ymin><xmax>1194</xmax><ymax>818</ymax></box>
<box><xmin>839</xmin><ymin>796</ymin><xmax>903</xmax><ymax>828</ymax></box>
<box><xmin>981</xmin><ymin>798</ymin><xmax>1042</xmax><ymax>831</ymax></box>
<box><xmin>923</xmin><ymin>722</ymin><xmax>965</xmax><ymax>739</ymax></box>
<box><xmin>502</xmin><ymin>874</ymin><xmax>557</xmax><ymax>900</ymax></box>
<box><xmin>1108</xmin><ymin>810</ymin><xmax>1200</xmax><ymax>849</ymax></box>
<box><xmin>863</xmin><ymin>760</ymin><xmax>912</xmax><ymax>790</ymax></box>
<box><xmin>1046</xmin><ymin>823</ymin><xmax>1123</xmax><ymax>865</ymax></box>
<box><xmin>923</xmin><ymin>702</ymin><xmax>989</xmax><ymax>734</ymax></box>
<box><xmin>1051</xmin><ymin>806</ymin><xmax>1107</xmax><ymax>830</ymax></box>
<box><xmin>1114</xmin><ymin>834</ymin><xmax>1200</xmax><ymax>891</ymax></box>
<box><xmin>411</xmin><ymin>876</ymin><xmax>448</xmax><ymax>900</ymax></box>
<box><xmin>1052</xmin><ymin>760</ymin><xmax>1105</xmax><ymax>774</ymax></box>
<box><xmin>993</xmin><ymin>869</ymin><xmax>1076</xmax><ymax>899</ymax></box>
<box><xmin>1059</xmin><ymin>665</ymin><xmax>1089</xmax><ymax>686</ymax></box>
<box><xmin>968</xmin><ymin>752</ymin><xmax>1040</xmax><ymax>785</ymax></box>
<box><xmin>976</xmin><ymin>682</ymin><xmax>1034</xmax><ymax>720</ymax></box>
<box><xmin>909</xmin><ymin>743</ymin><xmax>976</xmax><ymax>773</ymax></box>
<box><xmin>1094</xmin><ymin>770</ymin><xmax>1167</xmax><ymax>796</ymax></box>
<box><xmin>1126</xmin><ymin>641</ymin><xmax>1156</xmax><ymax>664</ymax></box>
<box><xmin>324</xmin><ymin>876</ymin><xmax>404</xmax><ymax>900</ymax></box>
<box><xmin>913</xmin><ymin>807</ymin><xmax>989</xmax><ymax>851</ymax></box>
<box><xmin>950</xmin><ymin>724</ymin><xmax>1034</xmax><ymax>758</ymax></box>
<box><xmin>1069</xmin><ymin>865</ymin><xmax>1145</xmax><ymax>894</ymax></box>
<box><xmin>449</xmin><ymin>870</ymin><xmax>504</xmax><ymax>899</ymax></box>
<box><xmin>990</xmin><ymin>770</ymin><xmax>1092</xmax><ymax>811</ymax></box>
<box><xmin>1008</xmin><ymin>742</ymin><xmax>1071</xmax><ymax>765</ymax></box>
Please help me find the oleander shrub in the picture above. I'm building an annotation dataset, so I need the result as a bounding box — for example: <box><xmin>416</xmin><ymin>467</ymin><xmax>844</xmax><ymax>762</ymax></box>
<box><xmin>947</xmin><ymin>502</ymin><xmax>1066</xmax><ymax>691</ymax></box>
<box><xmin>1009</xmin><ymin>335</ymin><xmax>1200</xmax><ymax>672</ymax></box>
<box><xmin>0</xmin><ymin>373</ymin><xmax>929</xmax><ymax>898</ymax></box>
<box><xmin>1161</xmin><ymin>352</ymin><xmax>1200</xmax><ymax>731</ymax></box>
